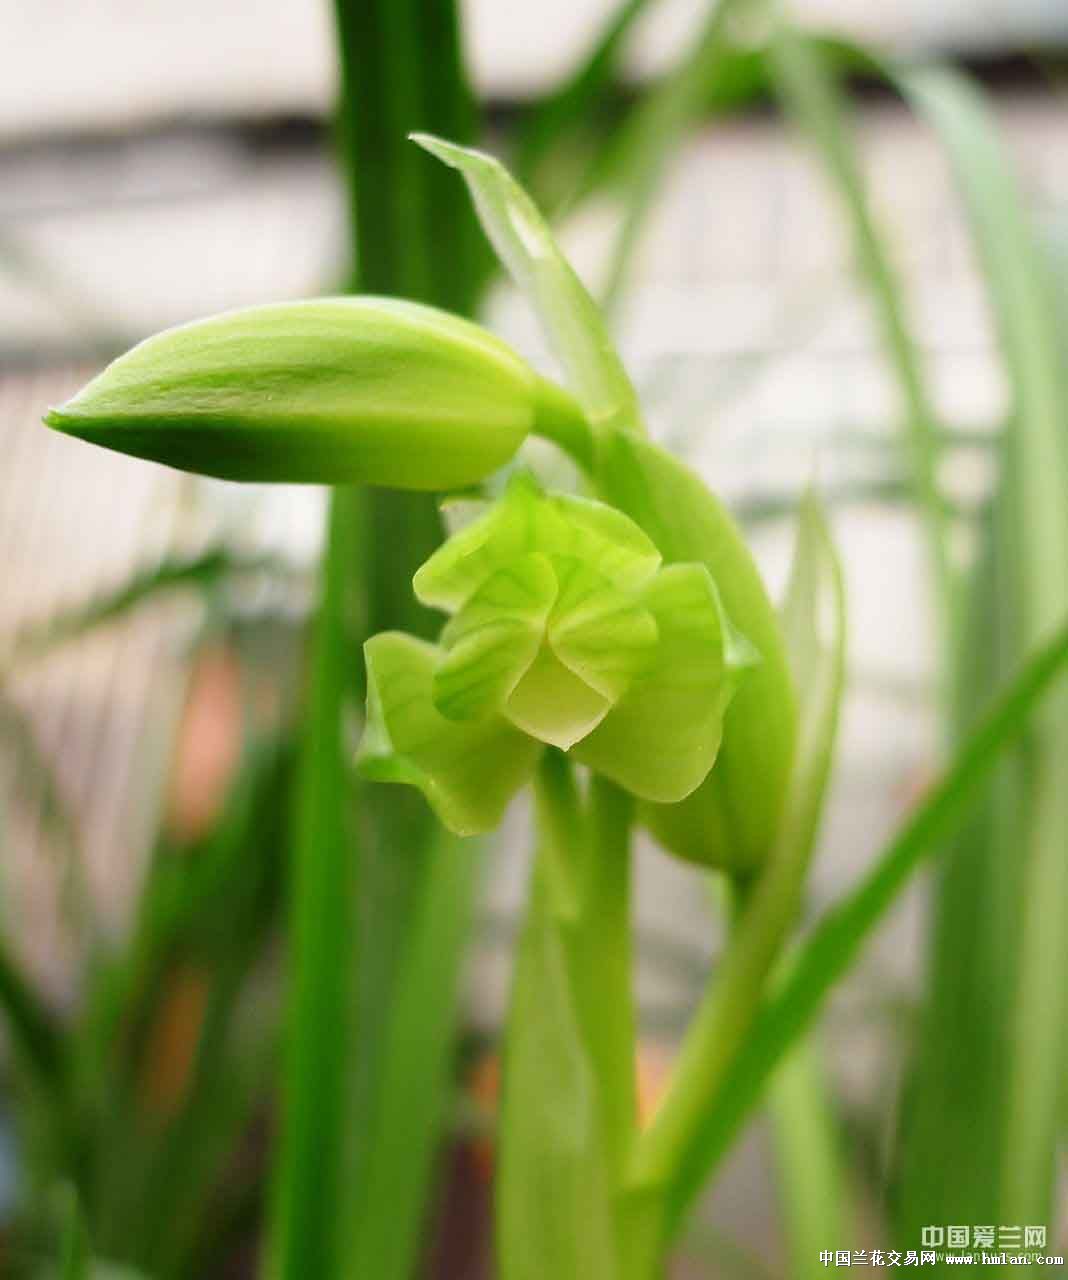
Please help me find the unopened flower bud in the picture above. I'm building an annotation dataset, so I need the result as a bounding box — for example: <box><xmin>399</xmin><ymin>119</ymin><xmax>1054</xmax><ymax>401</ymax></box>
<box><xmin>44</xmin><ymin>297</ymin><xmax>582</xmax><ymax>490</ymax></box>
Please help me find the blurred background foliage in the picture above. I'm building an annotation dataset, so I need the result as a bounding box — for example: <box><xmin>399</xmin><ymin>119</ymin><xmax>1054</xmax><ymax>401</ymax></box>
<box><xmin>0</xmin><ymin>0</ymin><xmax>1067</xmax><ymax>1276</ymax></box>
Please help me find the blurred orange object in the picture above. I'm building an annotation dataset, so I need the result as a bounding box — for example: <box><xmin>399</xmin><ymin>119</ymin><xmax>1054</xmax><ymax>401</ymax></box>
<box><xmin>165</xmin><ymin>644</ymin><xmax>243</xmax><ymax>843</ymax></box>
<box><xmin>140</xmin><ymin>962</ymin><xmax>210</xmax><ymax>1118</ymax></box>
<box><xmin>465</xmin><ymin>1041</ymin><xmax>674</xmax><ymax>1182</ymax></box>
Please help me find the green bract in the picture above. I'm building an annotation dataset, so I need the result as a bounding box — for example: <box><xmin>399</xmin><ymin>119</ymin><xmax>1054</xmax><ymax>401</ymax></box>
<box><xmin>44</xmin><ymin>297</ymin><xmax>583</xmax><ymax>489</ymax></box>
<box><xmin>598</xmin><ymin>432</ymin><xmax>799</xmax><ymax>874</ymax></box>
<box><xmin>357</xmin><ymin>474</ymin><xmax>756</xmax><ymax>835</ymax></box>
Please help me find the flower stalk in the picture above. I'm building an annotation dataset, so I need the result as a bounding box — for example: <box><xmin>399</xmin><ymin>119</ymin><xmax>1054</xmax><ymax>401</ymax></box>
<box><xmin>44</xmin><ymin>135</ymin><xmax>841</xmax><ymax>1280</ymax></box>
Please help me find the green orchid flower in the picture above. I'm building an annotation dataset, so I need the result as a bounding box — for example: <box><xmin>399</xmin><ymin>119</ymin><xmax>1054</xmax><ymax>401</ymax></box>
<box><xmin>357</xmin><ymin>473</ymin><xmax>756</xmax><ymax>835</ymax></box>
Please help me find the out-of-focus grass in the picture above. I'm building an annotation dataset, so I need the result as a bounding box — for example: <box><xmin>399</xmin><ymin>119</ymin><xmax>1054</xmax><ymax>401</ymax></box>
<box><xmin>896</xmin><ymin>65</ymin><xmax>1068</xmax><ymax>1245</ymax></box>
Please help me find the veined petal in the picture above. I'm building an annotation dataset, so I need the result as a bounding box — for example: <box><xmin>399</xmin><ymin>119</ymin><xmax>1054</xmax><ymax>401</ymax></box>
<box><xmin>433</xmin><ymin>553</ymin><xmax>558</xmax><ymax>722</ymax></box>
<box><xmin>543</xmin><ymin>493</ymin><xmax>660</xmax><ymax>591</ymax></box>
<box><xmin>413</xmin><ymin>472</ymin><xmax>660</xmax><ymax>612</ymax></box>
<box><xmin>548</xmin><ymin>556</ymin><xmax>658</xmax><ymax>703</ymax></box>
<box><xmin>413</xmin><ymin>477</ymin><xmax>534</xmax><ymax>611</ymax></box>
<box><xmin>358</xmin><ymin>632</ymin><xmax>541</xmax><ymax>836</ymax></box>
<box><xmin>572</xmin><ymin>564</ymin><xmax>757</xmax><ymax>804</ymax></box>
<box><xmin>505</xmin><ymin>646</ymin><xmax>612</xmax><ymax>751</ymax></box>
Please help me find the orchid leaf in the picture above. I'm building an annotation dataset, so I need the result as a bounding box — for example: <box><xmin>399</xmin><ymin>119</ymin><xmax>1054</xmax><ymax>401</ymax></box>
<box><xmin>900</xmin><ymin>64</ymin><xmax>1068</xmax><ymax>1229</ymax></box>
<box><xmin>59</xmin><ymin>1186</ymin><xmax>90</xmax><ymax>1280</ymax></box>
<box><xmin>659</xmin><ymin>620</ymin><xmax>1068</xmax><ymax>1239</ymax></box>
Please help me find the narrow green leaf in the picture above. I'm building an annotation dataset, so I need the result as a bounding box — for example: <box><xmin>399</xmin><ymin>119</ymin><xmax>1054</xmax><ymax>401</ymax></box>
<box><xmin>560</xmin><ymin>21</ymin><xmax>874</xmax><ymax>314</ymax></box>
<box><xmin>0</xmin><ymin>688</ymin><xmax>91</xmax><ymax>937</ymax></box>
<box><xmin>895</xmin><ymin>499</ymin><xmax>1022</xmax><ymax>1242</ymax></box>
<box><xmin>264</xmin><ymin>493</ymin><xmax>362</xmax><ymax>1280</ymax></box>
<box><xmin>340</xmin><ymin>828</ymin><xmax>481</xmax><ymax>1280</ymax></box>
<box><xmin>595</xmin><ymin>0</ymin><xmax>740</xmax><ymax>314</ymax></box>
<box><xmin>126</xmin><ymin>743</ymin><xmax>289</xmax><ymax>1278</ymax></box>
<box><xmin>0</xmin><ymin>941</ymin><xmax>64</xmax><ymax>1095</ymax></box>
<box><xmin>766</xmin><ymin>24</ymin><xmax>957</xmax><ymax>667</ymax></box>
<box><xmin>514</xmin><ymin>0</ymin><xmax>660</xmax><ymax>212</ymax></box>
<box><xmin>900</xmin><ymin>64</ymin><xmax>1068</xmax><ymax>1229</ymax></box>
<box><xmin>412</xmin><ymin>133</ymin><xmax>643</xmax><ymax>437</ymax></box>
<box><xmin>768</xmin><ymin>1036</ymin><xmax>847</xmax><ymax>1280</ymax></box>
<box><xmin>660</xmin><ymin>620</ymin><xmax>1068</xmax><ymax>1237</ymax></box>
<box><xmin>59</xmin><ymin>1186</ymin><xmax>90</xmax><ymax>1280</ymax></box>
<box><xmin>332</xmin><ymin>0</ymin><xmax>483</xmax><ymax>311</ymax></box>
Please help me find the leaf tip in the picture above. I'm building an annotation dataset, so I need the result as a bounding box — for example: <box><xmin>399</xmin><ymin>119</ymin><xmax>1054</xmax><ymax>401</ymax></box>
<box><xmin>410</xmin><ymin>132</ymin><xmax>461</xmax><ymax>166</ymax></box>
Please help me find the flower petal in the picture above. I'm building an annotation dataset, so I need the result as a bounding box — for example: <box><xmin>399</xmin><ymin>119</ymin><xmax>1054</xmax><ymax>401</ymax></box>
<box><xmin>572</xmin><ymin>564</ymin><xmax>756</xmax><ymax>804</ymax></box>
<box><xmin>433</xmin><ymin>553</ymin><xmax>557</xmax><ymax>722</ymax></box>
<box><xmin>412</xmin><ymin>472</ymin><xmax>660</xmax><ymax>613</ymax></box>
<box><xmin>548</xmin><ymin>556</ymin><xmax>658</xmax><ymax>703</ymax></box>
<box><xmin>358</xmin><ymin>632</ymin><xmax>541</xmax><ymax>835</ymax></box>
<box><xmin>505</xmin><ymin>646</ymin><xmax>612</xmax><ymax>751</ymax></box>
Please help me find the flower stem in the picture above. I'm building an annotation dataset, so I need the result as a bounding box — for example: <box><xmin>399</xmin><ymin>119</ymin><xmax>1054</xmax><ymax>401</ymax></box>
<box><xmin>533</xmin><ymin>758</ymin><xmax>637</xmax><ymax>1179</ymax></box>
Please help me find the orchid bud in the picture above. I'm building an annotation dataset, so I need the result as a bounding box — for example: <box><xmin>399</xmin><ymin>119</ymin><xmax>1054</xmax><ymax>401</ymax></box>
<box><xmin>357</xmin><ymin>473</ymin><xmax>756</xmax><ymax>836</ymax></box>
<box><xmin>44</xmin><ymin>297</ymin><xmax>583</xmax><ymax>490</ymax></box>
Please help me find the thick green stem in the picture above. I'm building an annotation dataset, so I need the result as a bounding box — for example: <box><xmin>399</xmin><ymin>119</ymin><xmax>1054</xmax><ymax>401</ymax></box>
<box><xmin>532</xmin><ymin>375</ymin><xmax>598</xmax><ymax>475</ymax></box>
<box><xmin>533</xmin><ymin>759</ymin><xmax>638</xmax><ymax>1181</ymax></box>
<box><xmin>497</xmin><ymin>757</ymin><xmax>639</xmax><ymax>1280</ymax></box>
<box><xmin>333</xmin><ymin>0</ymin><xmax>478</xmax><ymax>310</ymax></box>
<box><xmin>579</xmin><ymin>776</ymin><xmax>638</xmax><ymax>1180</ymax></box>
